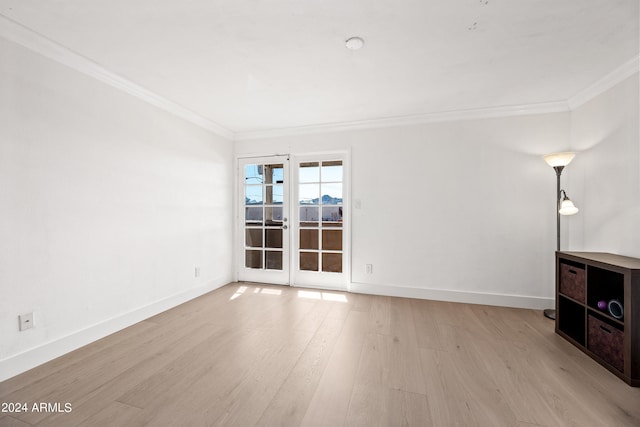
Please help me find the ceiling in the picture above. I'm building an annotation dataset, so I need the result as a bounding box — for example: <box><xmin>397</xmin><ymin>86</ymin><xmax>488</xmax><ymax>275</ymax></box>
<box><xmin>1</xmin><ymin>0</ymin><xmax>638</xmax><ymax>137</ymax></box>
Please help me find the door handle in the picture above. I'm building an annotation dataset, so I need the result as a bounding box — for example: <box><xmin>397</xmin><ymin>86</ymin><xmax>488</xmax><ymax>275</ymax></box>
<box><xmin>282</xmin><ymin>225</ymin><xmax>288</xmax><ymax>230</ymax></box>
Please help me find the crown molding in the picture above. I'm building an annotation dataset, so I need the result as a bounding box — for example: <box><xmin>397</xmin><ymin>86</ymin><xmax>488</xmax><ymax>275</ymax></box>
<box><xmin>233</xmin><ymin>101</ymin><xmax>571</xmax><ymax>141</ymax></box>
<box><xmin>568</xmin><ymin>55</ymin><xmax>640</xmax><ymax>110</ymax></box>
<box><xmin>233</xmin><ymin>55</ymin><xmax>638</xmax><ymax>141</ymax></box>
<box><xmin>0</xmin><ymin>14</ymin><xmax>234</xmax><ymax>140</ymax></box>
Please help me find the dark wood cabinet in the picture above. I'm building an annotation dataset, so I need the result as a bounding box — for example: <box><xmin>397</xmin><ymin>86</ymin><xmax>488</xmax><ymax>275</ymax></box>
<box><xmin>555</xmin><ymin>251</ymin><xmax>640</xmax><ymax>386</ymax></box>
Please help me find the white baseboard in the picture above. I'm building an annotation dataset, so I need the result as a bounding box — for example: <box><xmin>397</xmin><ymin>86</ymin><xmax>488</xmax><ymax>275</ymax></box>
<box><xmin>348</xmin><ymin>281</ymin><xmax>553</xmax><ymax>310</ymax></box>
<box><xmin>0</xmin><ymin>278</ymin><xmax>229</xmax><ymax>382</ymax></box>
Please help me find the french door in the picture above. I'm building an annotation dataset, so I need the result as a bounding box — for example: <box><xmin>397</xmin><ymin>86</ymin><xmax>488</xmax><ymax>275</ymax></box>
<box><xmin>237</xmin><ymin>154</ymin><xmax>348</xmax><ymax>289</ymax></box>
<box><xmin>291</xmin><ymin>155</ymin><xmax>347</xmax><ymax>289</ymax></box>
<box><xmin>238</xmin><ymin>156</ymin><xmax>290</xmax><ymax>285</ymax></box>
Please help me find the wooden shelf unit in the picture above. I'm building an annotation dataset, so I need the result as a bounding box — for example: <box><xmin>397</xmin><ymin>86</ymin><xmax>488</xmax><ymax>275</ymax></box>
<box><xmin>555</xmin><ymin>251</ymin><xmax>640</xmax><ymax>386</ymax></box>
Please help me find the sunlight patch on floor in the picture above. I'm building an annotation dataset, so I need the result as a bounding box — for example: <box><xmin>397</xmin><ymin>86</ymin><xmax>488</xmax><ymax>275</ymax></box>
<box><xmin>230</xmin><ymin>285</ymin><xmax>248</xmax><ymax>300</ymax></box>
<box><xmin>230</xmin><ymin>285</ymin><xmax>283</xmax><ymax>300</ymax></box>
<box><xmin>231</xmin><ymin>285</ymin><xmax>345</xmax><ymax>302</ymax></box>
<box><xmin>298</xmin><ymin>290</ymin><xmax>348</xmax><ymax>303</ymax></box>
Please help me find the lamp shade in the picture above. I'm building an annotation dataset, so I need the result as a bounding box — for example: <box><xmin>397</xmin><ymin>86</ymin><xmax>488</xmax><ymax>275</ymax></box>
<box><xmin>559</xmin><ymin>198</ymin><xmax>579</xmax><ymax>215</ymax></box>
<box><xmin>544</xmin><ymin>152</ymin><xmax>575</xmax><ymax>167</ymax></box>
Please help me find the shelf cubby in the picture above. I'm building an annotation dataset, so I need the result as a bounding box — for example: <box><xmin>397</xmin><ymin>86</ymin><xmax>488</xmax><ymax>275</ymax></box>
<box><xmin>555</xmin><ymin>251</ymin><xmax>640</xmax><ymax>386</ymax></box>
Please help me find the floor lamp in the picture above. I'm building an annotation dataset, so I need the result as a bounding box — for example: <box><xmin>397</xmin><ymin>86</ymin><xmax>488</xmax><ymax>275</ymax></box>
<box><xmin>543</xmin><ymin>152</ymin><xmax>579</xmax><ymax>320</ymax></box>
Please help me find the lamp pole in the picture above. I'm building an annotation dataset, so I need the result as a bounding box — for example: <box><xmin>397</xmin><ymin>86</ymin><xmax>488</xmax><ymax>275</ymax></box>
<box><xmin>544</xmin><ymin>165</ymin><xmax>564</xmax><ymax>320</ymax></box>
<box><xmin>543</xmin><ymin>152</ymin><xmax>577</xmax><ymax>321</ymax></box>
<box><xmin>555</xmin><ymin>165</ymin><xmax>564</xmax><ymax>251</ymax></box>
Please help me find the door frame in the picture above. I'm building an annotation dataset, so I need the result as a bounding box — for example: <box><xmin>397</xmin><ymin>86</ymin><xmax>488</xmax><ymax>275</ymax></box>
<box><xmin>234</xmin><ymin>151</ymin><xmax>350</xmax><ymax>290</ymax></box>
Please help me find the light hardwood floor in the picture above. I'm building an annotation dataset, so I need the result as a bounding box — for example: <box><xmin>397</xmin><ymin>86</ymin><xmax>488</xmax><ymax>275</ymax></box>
<box><xmin>1</xmin><ymin>283</ymin><xmax>639</xmax><ymax>426</ymax></box>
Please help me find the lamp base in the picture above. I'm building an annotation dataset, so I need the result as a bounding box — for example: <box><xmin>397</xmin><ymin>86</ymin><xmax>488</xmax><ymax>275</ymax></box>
<box><xmin>543</xmin><ymin>309</ymin><xmax>556</xmax><ymax>320</ymax></box>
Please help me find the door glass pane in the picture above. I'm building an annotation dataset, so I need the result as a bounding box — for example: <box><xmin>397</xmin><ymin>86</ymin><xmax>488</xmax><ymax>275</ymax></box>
<box><xmin>299</xmin><ymin>162</ymin><xmax>320</xmax><ymax>182</ymax></box>
<box><xmin>265</xmin><ymin>207</ymin><xmax>283</xmax><ymax>225</ymax></box>
<box><xmin>321</xmin><ymin>161</ymin><xmax>342</xmax><ymax>182</ymax></box>
<box><xmin>321</xmin><ymin>183</ymin><xmax>342</xmax><ymax>204</ymax></box>
<box><xmin>322</xmin><ymin>253</ymin><xmax>342</xmax><ymax>273</ymax></box>
<box><xmin>266</xmin><ymin>229</ymin><xmax>283</xmax><ymax>249</ymax></box>
<box><xmin>322</xmin><ymin>206</ymin><xmax>342</xmax><ymax>226</ymax></box>
<box><xmin>266</xmin><ymin>251</ymin><xmax>283</xmax><ymax>270</ymax></box>
<box><xmin>299</xmin><ymin>184</ymin><xmax>319</xmax><ymax>204</ymax></box>
<box><xmin>245</xmin><ymin>229</ymin><xmax>262</xmax><ymax>248</ymax></box>
<box><xmin>300</xmin><ymin>229</ymin><xmax>319</xmax><ymax>250</ymax></box>
<box><xmin>245</xmin><ymin>207</ymin><xmax>263</xmax><ymax>225</ymax></box>
<box><xmin>266</xmin><ymin>184</ymin><xmax>284</xmax><ymax>204</ymax></box>
<box><xmin>322</xmin><ymin>230</ymin><xmax>342</xmax><ymax>251</ymax></box>
<box><xmin>245</xmin><ymin>250</ymin><xmax>263</xmax><ymax>268</ymax></box>
<box><xmin>300</xmin><ymin>206</ymin><xmax>319</xmax><ymax>226</ymax></box>
<box><xmin>265</xmin><ymin>164</ymin><xmax>284</xmax><ymax>184</ymax></box>
<box><xmin>245</xmin><ymin>186</ymin><xmax>263</xmax><ymax>205</ymax></box>
<box><xmin>245</xmin><ymin>164</ymin><xmax>263</xmax><ymax>184</ymax></box>
<box><xmin>300</xmin><ymin>252</ymin><xmax>319</xmax><ymax>271</ymax></box>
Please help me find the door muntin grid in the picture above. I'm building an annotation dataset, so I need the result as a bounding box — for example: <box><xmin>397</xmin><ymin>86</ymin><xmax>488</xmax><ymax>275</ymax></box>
<box><xmin>244</xmin><ymin>162</ymin><xmax>286</xmax><ymax>271</ymax></box>
<box><xmin>298</xmin><ymin>160</ymin><xmax>343</xmax><ymax>273</ymax></box>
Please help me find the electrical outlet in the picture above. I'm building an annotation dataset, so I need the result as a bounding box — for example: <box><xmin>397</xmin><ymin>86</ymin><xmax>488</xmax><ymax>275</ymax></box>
<box><xmin>195</xmin><ymin>267</ymin><xmax>200</xmax><ymax>278</ymax></box>
<box><xmin>19</xmin><ymin>312</ymin><xmax>34</xmax><ymax>331</ymax></box>
<box><xmin>366</xmin><ymin>264</ymin><xmax>373</xmax><ymax>274</ymax></box>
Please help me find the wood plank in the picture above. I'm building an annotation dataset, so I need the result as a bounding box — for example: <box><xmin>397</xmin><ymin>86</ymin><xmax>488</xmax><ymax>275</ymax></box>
<box><xmin>367</xmin><ymin>295</ymin><xmax>391</xmax><ymax>335</ymax></box>
<box><xmin>420</xmin><ymin>321</ymin><xmax>520</xmax><ymax>427</ymax></box>
<box><xmin>300</xmin><ymin>310</ymin><xmax>368</xmax><ymax>427</ymax></box>
<box><xmin>0</xmin><ymin>415</ymin><xmax>32</xmax><ymax>427</ymax></box>
<box><xmin>346</xmin><ymin>332</ymin><xmax>433</xmax><ymax>426</ymax></box>
<box><xmin>346</xmin><ymin>385</ymin><xmax>431</xmax><ymax>427</ymax></box>
<box><xmin>255</xmin><ymin>308</ymin><xmax>349</xmax><ymax>426</ymax></box>
<box><xmin>410</xmin><ymin>299</ymin><xmax>444</xmax><ymax>351</ymax></box>
<box><xmin>75</xmin><ymin>401</ymin><xmax>140</xmax><ymax>427</ymax></box>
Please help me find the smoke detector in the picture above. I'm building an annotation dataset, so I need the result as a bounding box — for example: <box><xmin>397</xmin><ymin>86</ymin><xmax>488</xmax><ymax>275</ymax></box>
<box><xmin>345</xmin><ymin>37</ymin><xmax>365</xmax><ymax>50</ymax></box>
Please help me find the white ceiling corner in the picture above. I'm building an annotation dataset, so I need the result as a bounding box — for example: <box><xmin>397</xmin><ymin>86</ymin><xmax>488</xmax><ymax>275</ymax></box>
<box><xmin>0</xmin><ymin>13</ymin><xmax>234</xmax><ymax>139</ymax></box>
<box><xmin>233</xmin><ymin>101</ymin><xmax>572</xmax><ymax>141</ymax></box>
<box><xmin>568</xmin><ymin>54</ymin><xmax>640</xmax><ymax>110</ymax></box>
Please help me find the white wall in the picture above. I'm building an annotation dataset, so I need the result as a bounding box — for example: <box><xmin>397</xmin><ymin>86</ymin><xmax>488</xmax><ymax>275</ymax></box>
<box><xmin>569</xmin><ymin>73</ymin><xmax>640</xmax><ymax>257</ymax></box>
<box><xmin>0</xmin><ymin>37</ymin><xmax>234</xmax><ymax>380</ymax></box>
<box><xmin>236</xmin><ymin>113</ymin><xmax>571</xmax><ymax>308</ymax></box>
